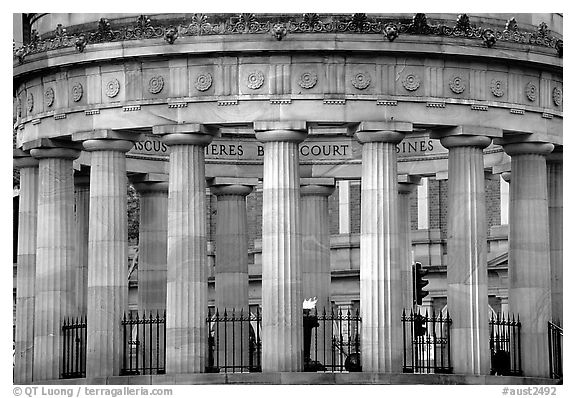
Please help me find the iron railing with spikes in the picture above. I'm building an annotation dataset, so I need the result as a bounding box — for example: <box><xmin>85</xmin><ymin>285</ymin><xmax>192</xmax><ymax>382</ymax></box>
<box><xmin>489</xmin><ymin>312</ymin><xmax>522</xmax><ymax>376</ymax></box>
<box><xmin>120</xmin><ymin>311</ymin><xmax>166</xmax><ymax>375</ymax></box>
<box><xmin>62</xmin><ymin>315</ymin><xmax>87</xmax><ymax>379</ymax></box>
<box><xmin>206</xmin><ymin>307</ymin><xmax>362</xmax><ymax>373</ymax></box>
<box><xmin>206</xmin><ymin>308</ymin><xmax>262</xmax><ymax>373</ymax></box>
<box><xmin>401</xmin><ymin>308</ymin><xmax>452</xmax><ymax>374</ymax></box>
<box><xmin>548</xmin><ymin>321</ymin><xmax>562</xmax><ymax>379</ymax></box>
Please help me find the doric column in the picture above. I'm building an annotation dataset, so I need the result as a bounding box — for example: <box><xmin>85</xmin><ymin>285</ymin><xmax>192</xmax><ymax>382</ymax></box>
<box><xmin>210</xmin><ymin>177</ymin><xmax>257</xmax><ymax>370</ymax></box>
<box><xmin>74</xmin><ymin>174</ymin><xmax>90</xmax><ymax>316</ymax></box>
<box><xmin>398</xmin><ymin>175</ymin><xmax>420</xmax><ymax>311</ymax></box>
<box><xmin>546</xmin><ymin>147</ymin><xmax>562</xmax><ymax>325</ymax></box>
<box><xmin>355</xmin><ymin>121</ymin><xmax>412</xmax><ymax>373</ymax></box>
<box><xmin>153</xmin><ymin>124</ymin><xmax>215</xmax><ymax>373</ymax></box>
<box><xmin>503</xmin><ymin>141</ymin><xmax>554</xmax><ymax>377</ymax></box>
<box><xmin>439</xmin><ymin>132</ymin><xmax>494</xmax><ymax>375</ymax></box>
<box><xmin>254</xmin><ymin>120</ymin><xmax>308</xmax><ymax>372</ymax></box>
<box><xmin>133</xmin><ymin>176</ymin><xmax>169</xmax><ymax>314</ymax></box>
<box><xmin>25</xmin><ymin>139</ymin><xmax>81</xmax><ymax>381</ymax></box>
<box><xmin>300</xmin><ymin>178</ymin><xmax>335</xmax><ymax>367</ymax></box>
<box><xmin>13</xmin><ymin>149</ymin><xmax>39</xmax><ymax>384</ymax></box>
<box><xmin>73</xmin><ymin>130</ymin><xmax>138</xmax><ymax>378</ymax></box>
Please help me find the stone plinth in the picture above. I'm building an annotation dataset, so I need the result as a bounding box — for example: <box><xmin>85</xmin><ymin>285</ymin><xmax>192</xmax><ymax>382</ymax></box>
<box><xmin>300</xmin><ymin>178</ymin><xmax>335</xmax><ymax>366</ymax></box>
<box><xmin>503</xmin><ymin>142</ymin><xmax>554</xmax><ymax>378</ymax></box>
<box><xmin>13</xmin><ymin>151</ymin><xmax>39</xmax><ymax>384</ymax></box>
<box><xmin>210</xmin><ymin>179</ymin><xmax>256</xmax><ymax>370</ymax></box>
<box><xmin>546</xmin><ymin>149</ymin><xmax>562</xmax><ymax>325</ymax></box>
<box><xmin>133</xmin><ymin>180</ymin><xmax>169</xmax><ymax>314</ymax></box>
<box><xmin>29</xmin><ymin>146</ymin><xmax>80</xmax><ymax>381</ymax></box>
<box><xmin>82</xmin><ymin>138</ymin><xmax>134</xmax><ymax>378</ymax></box>
<box><xmin>74</xmin><ymin>175</ymin><xmax>90</xmax><ymax>315</ymax></box>
<box><xmin>441</xmin><ymin>135</ymin><xmax>492</xmax><ymax>375</ymax></box>
<box><xmin>355</xmin><ymin>121</ymin><xmax>411</xmax><ymax>373</ymax></box>
<box><xmin>153</xmin><ymin>124</ymin><xmax>215</xmax><ymax>374</ymax></box>
<box><xmin>255</xmin><ymin>120</ymin><xmax>307</xmax><ymax>372</ymax></box>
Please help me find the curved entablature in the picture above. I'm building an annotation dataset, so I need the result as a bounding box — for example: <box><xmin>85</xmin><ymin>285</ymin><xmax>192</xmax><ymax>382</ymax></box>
<box><xmin>14</xmin><ymin>52</ymin><xmax>563</xmax><ymax>147</ymax></box>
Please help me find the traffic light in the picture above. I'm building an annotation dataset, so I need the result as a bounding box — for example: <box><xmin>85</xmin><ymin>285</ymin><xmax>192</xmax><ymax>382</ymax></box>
<box><xmin>414</xmin><ymin>313</ymin><xmax>427</xmax><ymax>337</ymax></box>
<box><xmin>413</xmin><ymin>262</ymin><xmax>429</xmax><ymax>306</ymax></box>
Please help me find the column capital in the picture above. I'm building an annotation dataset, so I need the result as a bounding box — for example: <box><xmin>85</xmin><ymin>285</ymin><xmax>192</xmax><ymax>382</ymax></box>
<box><xmin>547</xmin><ymin>145</ymin><xmax>563</xmax><ymax>163</ymax></box>
<box><xmin>152</xmin><ymin>123</ymin><xmax>217</xmax><ymax>146</ymax></box>
<box><xmin>13</xmin><ymin>149</ymin><xmax>39</xmax><ymax>169</ymax></box>
<box><xmin>354</xmin><ymin>121</ymin><xmax>412</xmax><ymax>144</ymax></box>
<box><xmin>501</xmin><ymin>172</ymin><xmax>511</xmax><ymax>183</ymax></box>
<box><xmin>502</xmin><ymin>142</ymin><xmax>555</xmax><ymax>157</ymax></box>
<box><xmin>440</xmin><ymin>135</ymin><xmax>492</xmax><ymax>149</ymax></box>
<box><xmin>398</xmin><ymin>174</ymin><xmax>421</xmax><ymax>194</ymax></box>
<box><xmin>133</xmin><ymin>182</ymin><xmax>169</xmax><ymax>194</ymax></box>
<box><xmin>300</xmin><ymin>177</ymin><xmax>335</xmax><ymax>197</ymax></box>
<box><xmin>210</xmin><ymin>184</ymin><xmax>253</xmax><ymax>197</ymax></box>
<box><xmin>131</xmin><ymin>173</ymin><xmax>169</xmax><ymax>194</ymax></box>
<box><xmin>72</xmin><ymin>129</ymin><xmax>142</xmax><ymax>143</ymax></box>
<box><xmin>254</xmin><ymin>120</ymin><xmax>307</xmax><ymax>143</ymax></box>
<box><xmin>22</xmin><ymin>138</ymin><xmax>83</xmax><ymax>160</ymax></box>
<box><xmin>430</xmin><ymin>125</ymin><xmax>502</xmax><ymax>140</ymax></box>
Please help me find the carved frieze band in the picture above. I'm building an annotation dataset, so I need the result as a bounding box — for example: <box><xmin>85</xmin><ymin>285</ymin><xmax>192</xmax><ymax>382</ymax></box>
<box><xmin>20</xmin><ymin>63</ymin><xmax>562</xmax><ymax>118</ymax></box>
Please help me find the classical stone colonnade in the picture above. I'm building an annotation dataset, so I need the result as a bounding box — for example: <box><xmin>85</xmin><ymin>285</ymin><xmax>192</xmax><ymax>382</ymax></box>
<box><xmin>14</xmin><ymin>119</ymin><xmax>562</xmax><ymax>382</ymax></box>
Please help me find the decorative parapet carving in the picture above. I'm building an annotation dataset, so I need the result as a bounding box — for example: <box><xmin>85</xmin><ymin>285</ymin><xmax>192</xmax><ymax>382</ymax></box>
<box><xmin>402</xmin><ymin>74</ymin><xmax>421</xmax><ymax>91</ymax></box>
<box><xmin>194</xmin><ymin>73</ymin><xmax>213</xmax><ymax>91</ymax></box>
<box><xmin>482</xmin><ymin>29</ymin><xmax>496</xmax><ymax>47</ymax></box>
<box><xmin>383</xmin><ymin>23</ymin><xmax>398</xmax><ymax>41</ymax></box>
<box><xmin>298</xmin><ymin>72</ymin><xmax>318</xmax><ymax>89</ymax></box>
<box><xmin>164</xmin><ymin>26</ymin><xmax>178</xmax><ymax>44</ymax></box>
<box><xmin>148</xmin><ymin>75</ymin><xmax>165</xmax><ymax>94</ymax></box>
<box><xmin>14</xmin><ymin>14</ymin><xmax>563</xmax><ymax>61</ymax></box>
<box><xmin>105</xmin><ymin>78</ymin><xmax>120</xmax><ymax>98</ymax></box>
<box><xmin>352</xmin><ymin>71</ymin><xmax>371</xmax><ymax>90</ymax></box>
<box><xmin>246</xmin><ymin>71</ymin><xmax>265</xmax><ymax>90</ymax></box>
<box><xmin>271</xmin><ymin>23</ymin><xmax>287</xmax><ymax>40</ymax></box>
<box><xmin>455</xmin><ymin>14</ymin><xmax>471</xmax><ymax>32</ymax></box>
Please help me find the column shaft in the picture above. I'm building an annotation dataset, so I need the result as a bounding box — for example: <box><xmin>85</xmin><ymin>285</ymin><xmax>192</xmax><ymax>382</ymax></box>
<box><xmin>14</xmin><ymin>160</ymin><xmax>39</xmax><ymax>383</ymax></box>
<box><xmin>137</xmin><ymin>186</ymin><xmax>168</xmax><ymax>314</ymax></box>
<box><xmin>443</xmin><ymin>136</ymin><xmax>491</xmax><ymax>375</ymax></box>
<box><xmin>260</xmin><ymin>138</ymin><xmax>304</xmax><ymax>372</ymax></box>
<box><xmin>505</xmin><ymin>142</ymin><xmax>554</xmax><ymax>377</ymax></box>
<box><xmin>86</xmin><ymin>143</ymin><xmax>131</xmax><ymax>377</ymax></box>
<box><xmin>359</xmin><ymin>140</ymin><xmax>402</xmax><ymax>372</ymax></box>
<box><xmin>166</xmin><ymin>144</ymin><xmax>208</xmax><ymax>373</ymax></box>
<box><xmin>301</xmin><ymin>183</ymin><xmax>334</xmax><ymax>367</ymax></box>
<box><xmin>31</xmin><ymin>150</ymin><xmax>79</xmax><ymax>381</ymax></box>
<box><xmin>398</xmin><ymin>185</ymin><xmax>414</xmax><ymax>311</ymax></box>
<box><xmin>547</xmin><ymin>154</ymin><xmax>562</xmax><ymax>325</ymax></box>
<box><xmin>212</xmin><ymin>184</ymin><xmax>252</xmax><ymax>370</ymax></box>
<box><xmin>75</xmin><ymin>181</ymin><xmax>89</xmax><ymax>315</ymax></box>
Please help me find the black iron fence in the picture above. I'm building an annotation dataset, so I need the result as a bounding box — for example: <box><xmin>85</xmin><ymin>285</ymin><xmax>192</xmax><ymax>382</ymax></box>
<box><xmin>62</xmin><ymin>316</ymin><xmax>87</xmax><ymax>379</ymax></box>
<box><xmin>206</xmin><ymin>308</ymin><xmax>262</xmax><ymax>373</ymax></box>
<box><xmin>489</xmin><ymin>313</ymin><xmax>522</xmax><ymax>376</ymax></box>
<box><xmin>306</xmin><ymin>307</ymin><xmax>362</xmax><ymax>372</ymax></box>
<box><xmin>120</xmin><ymin>311</ymin><xmax>166</xmax><ymax>376</ymax></box>
<box><xmin>548</xmin><ymin>321</ymin><xmax>562</xmax><ymax>379</ymax></box>
<box><xmin>401</xmin><ymin>309</ymin><xmax>452</xmax><ymax>374</ymax></box>
<box><xmin>206</xmin><ymin>307</ymin><xmax>362</xmax><ymax>373</ymax></box>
